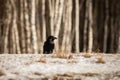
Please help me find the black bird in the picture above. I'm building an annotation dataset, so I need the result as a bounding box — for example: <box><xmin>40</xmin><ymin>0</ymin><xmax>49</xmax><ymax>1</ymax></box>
<box><xmin>43</xmin><ymin>35</ymin><xmax>57</xmax><ymax>54</ymax></box>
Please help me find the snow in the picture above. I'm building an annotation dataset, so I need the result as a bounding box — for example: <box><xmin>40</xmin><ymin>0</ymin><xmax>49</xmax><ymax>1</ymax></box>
<box><xmin>0</xmin><ymin>54</ymin><xmax>120</xmax><ymax>80</ymax></box>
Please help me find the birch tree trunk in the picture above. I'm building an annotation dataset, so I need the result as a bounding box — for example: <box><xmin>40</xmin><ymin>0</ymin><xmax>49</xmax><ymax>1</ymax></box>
<box><xmin>103</xmin><ymin>0</ymin><xmax>109</xmax><ymax>53</ymax></box>
<box><xmin>118</xmin><ymin>29</ymin><xmax>120</xmax><ymax>53</ymax></box>
<box><xmin>36</xmin><ymin>0</ymin><xmax>42</xmax><ymax>53</ymax></box>
<box><xmin>83</xmin><ymin>0</ymin><xmax>89</xmax><ymax>52</ymax></box>
<box><xmin>0</xmin><ymin>24</ymin><xmax>1</xmax><ymax>53</ymax></box>
<box><xmin>110</xmin><ymin>18</ymin><xmax>114</xmax><ymax>53</ymax></box>
<box><xmin>42</xmin><ymin>0</ymin><xmax>46</xmax><ymax>43</ymax></box>
<box><xmin>3</xmin><ymin>0</ymin><xmax>12</xmax><ymax>53</ymax></box>
<box><xmin>54</xmin><ymin>0</ymin><xmax>59</xmax><ymax>34</ymax></box>
<box><xmin>66</xmin><ymin>0</ymin><xmax>72</xmax><ymax>53</ymax></box>
<box><xmin>117</xmin><ymin>16</ymin><xmax>120</xmax><ymax>53</ymax></box>
<box><xmin>88</xmin><ymin>0</ymin><xmax>93</xmax><ymax>53</ymax></box>
<box><xmin>24</xmin><ymin>0</ymin><xmax>32</xmax><ymax>53</ymax></box>
<box><xmin>61</xmin><ymin>0</ymin><xmax>72</xmax><ymax>53</ymax></box>
<box><xmin>54</xmin><ymin>0</ymin><xmax>64</xmax><ymax>37</ymax></box>
<box><xmin>20</xmin><ymin>0</ymin><xmax>26</xmax><ymax>53</ymax></box>
<box><xmin>54</xmin><ymin>0</ymin><xmax>64</xmax><ymax>52</ymax></box>
<box><xmin>11</xmin><ymin>0</ymin><xmax>21</xmax><ymax>53</ymax></box>
<box><xmin>48</xmin><ymin>0</ymin><xmax>55</xmax><ymax>35</ymax></box>
<box><xmin>75</xmin><ymin>0</ymin><xmax>79</xmax><ymax>53</ymax></box>
<box><xmin>31</xmin><ymin>0</ymin><xmax>38</xmax><ymax>54</ymax></box>
<box><xmin>61</xmin><ymin>3</ymin><xmax>67</xmax><ymax>52</ymax></box>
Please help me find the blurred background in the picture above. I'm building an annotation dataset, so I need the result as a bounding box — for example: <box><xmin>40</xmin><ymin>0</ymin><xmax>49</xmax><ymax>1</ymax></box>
<box><xmin>0</xmin><ymin>0</ymin><xmax>120</xmax><ymax>54</ymax></box>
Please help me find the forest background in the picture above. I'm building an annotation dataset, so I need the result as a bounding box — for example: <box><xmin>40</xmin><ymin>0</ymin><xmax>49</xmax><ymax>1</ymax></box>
<box><xmin>0</xmin><ymin>0</ymin><xmax>120</xmax><ymax>54</ymax></box>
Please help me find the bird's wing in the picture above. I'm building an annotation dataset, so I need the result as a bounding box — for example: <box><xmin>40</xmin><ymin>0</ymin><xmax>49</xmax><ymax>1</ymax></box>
<box><xmin>43</xmin><ymin>41</ymin><xmax>47</xmax><ymax>53</ymax></box>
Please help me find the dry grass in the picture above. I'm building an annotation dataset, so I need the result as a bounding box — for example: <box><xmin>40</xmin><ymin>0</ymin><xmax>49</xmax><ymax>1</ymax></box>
<box><xmin>8</xmin><ymin>78</ymin><xmax>15</xmax><ymax>80</ymax></box>
<box><xmin>52</xmin><ymin>50</ymin><xmax>73</xmax><ymax>59</ymax></box>
<box><xmin>82</xmin><ymin>53</ymin><xmax>92</xmax><ymax>58</ymax></box>
<box><xmin>0</xmin><ymin>70</ymin><xmax>5</xmax><ymax>76</ymax></box>
<box><xmin>96</xmin><ymin>57</ymin><xmax>105</xmax><ymax>64</ymax></box>
<box><xmin>34</xmin><ymin>72</ymin><xmax>42</xmax><ymax>75</ymax></box>
<box><xmin>55</xmin><ymin>52</ymin><xmax>67</xmax><ymax>59</ymax></box>
<box><xmin>67</xmin><ymin>60</ymin><xmax>78</xmax><ymax>64</ymax></box>
<box><xmin>37</xmin><ymin>58</ymin><xmax>46</xmax><ymax>63</ymax></box>
<box><xmin>95</xmin><ymin>52</ymin><xmax>105</xmax><ymax>64</ymax></box>
<box><xmin>42</xmin><ymin>77</ymin><xmax>49</xmax><ymax>80</ymax></box>
<box><xmin>81</xmin><ymin>72</ymin><xmax>100</xmax><ymax>77</ymax></box>
<box><xmin>57</xmin><ymin>73</ymin><xmax>74</xmax><ymax>77</ymax></box>
<box><xmin>11</xmin><ymin>71</ymin><xmax>19</xmax><ymax>75</ymax></box>
<box><xmin>115</xmin><ymin>71</ymin><xmax>120</xmax><ymax>77</ymax></box>
<box><xmin>68</xmin><ymin>54</ymin><xmax>73</xmax><ymax>59</ymax></box>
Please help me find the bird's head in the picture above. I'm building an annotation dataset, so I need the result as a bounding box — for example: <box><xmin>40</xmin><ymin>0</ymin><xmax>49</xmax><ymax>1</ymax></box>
<box><xmin>47</xmin><ymin>35</ymin><xmax>57</xmax><ymax>43</ymax></box>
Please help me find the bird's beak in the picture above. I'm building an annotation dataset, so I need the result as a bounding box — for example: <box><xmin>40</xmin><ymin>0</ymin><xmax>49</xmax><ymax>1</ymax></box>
<box><xmin>54</xmin><ymin>37</ymin><xmax>57</xmax><ymax>39</ymax></box>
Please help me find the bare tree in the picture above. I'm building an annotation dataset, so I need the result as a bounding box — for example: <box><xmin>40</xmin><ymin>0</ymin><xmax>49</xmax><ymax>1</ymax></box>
<box><xmin>3</xmin><ymin>0</ymin><xmax>12</xmax><ymax>53</ymax></box>
<box><xmin>11</xmin><ymin>0</ymin><xmax>21</xmax><ymax>53</ymax></box>
<box><xmin>75</xmin><ymin>0</ymin><xmax>80</xmax><ymax>53</ymax></box>
<box><xmin>24</xmin><ymin>0</ymin><xmax>32</xmax><ymax>53</ymax></box>
<box><xmin>20</xmin><ymin>0</ymin><xmax>26</xmax><ymax>53</ymax></box>
<box><xmin>36</xmin><ymin>0</ymin><xmax>42</xmax><ymax>53</ymax></box>
<box><xmin>103</xmin><ymin>0</ymin><xmax>109</xmax><ymax>53</ymax></box>
<box><xmin>83</xmin><ymin>0</ymin><xmax>89</xmax><ymax>52</ymax></box>
<box><xmin>48</xmin><ymin>0</ymin><xmax>55</xmax><ymax>35</ymax></box>
<box><xmin>0</xmin><ymin>0</ymin><xmax>119</xmax><ymax>54</ymax></box>
<box><xmin>88</xmin><ymin>0</ymin><xmax>93</xmax><ymax>53</ymax></box>
<box><xmin>42</xmin><ymin>0</ymin><xmax>46</xmax><ymax>44</ymax></box>
<box><xmin>31</xmin><ymin>0</ymin><xmax>38</xmax><ymax>54</ymax></box>
<box><xmin>54</xmin><ymin>0</ymin><xmax>64</xmax><ymax>51</ymax></box>
<box><xmin>118</xmin><ymin>28</ymin><xmax>120</xmax><ymax>53</ymax></box>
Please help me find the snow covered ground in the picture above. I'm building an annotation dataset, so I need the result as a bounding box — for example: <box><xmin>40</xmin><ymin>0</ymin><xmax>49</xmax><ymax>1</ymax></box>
<box><xmin>0</xmin><ymin>53</ymin><xmax>120</xmax><ymax>80</ymax></box>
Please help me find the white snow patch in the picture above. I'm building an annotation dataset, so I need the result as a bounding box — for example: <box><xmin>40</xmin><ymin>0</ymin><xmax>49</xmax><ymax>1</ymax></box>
<box><xmin>0</xmin><ymin>54</ymin><xmax>120</xmax><ymax>80</ymax></box>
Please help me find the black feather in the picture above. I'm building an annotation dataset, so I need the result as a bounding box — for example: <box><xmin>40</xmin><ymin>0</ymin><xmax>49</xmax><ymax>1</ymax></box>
<box><xmin>43</xmin><ymin>36</ymin><xmax>57</xmax><ymax>54</ymax></box>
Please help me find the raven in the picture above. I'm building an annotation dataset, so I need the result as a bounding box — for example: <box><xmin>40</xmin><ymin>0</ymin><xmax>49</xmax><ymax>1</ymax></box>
<box><xmin>43</xmin><ymin>35</ymin><xmax>57</xmax><ymax>54</ymax></box>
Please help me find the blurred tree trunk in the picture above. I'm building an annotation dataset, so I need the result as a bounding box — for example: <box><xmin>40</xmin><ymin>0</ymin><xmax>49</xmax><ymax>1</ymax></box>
<box><xmin>110</xmin><ymin>18</ymin><xmax>114</xmax><ymax>53</ymax></box>
<box><xmin>3</xmin><ymin>0</ymin><xmax>12</xmax><ymax>53</ymax></box>
<box><xmin>65</xmin><ymin>0</ymin><xmax>72</xmax><ymax>53</ymax></box>
<box><xmin>83</xmin><ymin>0</ymin><xmax>89</xmax><ymax>52</ymax></box>
<box><xmin>48</xmin><ymin>0</ymin><xmax>55</xmax><ymax>35</ymax></box>
<box><xmin>20</xmin><ymin>0</ymin><xmax>26</xmax><ymax>53</ymax></box>
<box><xmin>24</xmin><ymin>0</ymin><xmax>32</xmax><ymax>53</ymax></box>
<box><xmin>31</xmin><ymin>0</ymin><xmax>38</xmax><ymax>54</ymax></box>
<box><xmin>61</xmin><ymin>2</ymin><xmax>67</xmax><ymax>52</ymax></box>
<box><xmin>36</xmin><ymin>0</ymin><xmax>42</xmax><ymax>53</ymax></box>
<box><xmin>75</xmin><ymin>0</ymin><xmax>80</xmax><ymax>53</ymax></box>
<box><xmin>54</xmin><ymin>0</ymin><xmax>64</xmax><ymax>51</ymax></box>
<box><xmin>11</xmin><ymin>0</ymin><xmax>21</xmax><ymax>53</ymax></box>
<box><xmin>103</xmin><ymin>0</ymin><xmax>109</xmax><ymax>53</ymax></box>
<box><xmin>60</xmin><ymin>0</ymin><xmax>72</xmax><ymax>53</ymax></box>
<box><xmin>0</xmin><ymin>1</ymin><xmax>5</xmax><ymax>53</ymax></box>
<box><xmin>92</xmin><ymin>0</ymin><xmax>98</xmax><ymax>51</ymax></box>
<box><xmin>88</xmin><ymin>0</ymin><xmax>93</xmax><ymax>53</ymax></box>
<box><xmin>118</xmin><ymin>28</ymin><xmax>120</xmax><ymax>53</ymax></box>
<box><xmin>0</xmin><ymin>25</ymin><xmax>1</xmax><ymax>53</ymax></box>
<box><xmin>0</xmin><ymin>0</ymin><xmax>120</xmax><ymax>54</ymax></box>
<box><xmin>42</xmin><ymin>0</ymin><xmax>46</xmax><ymax>43</ymax></box>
